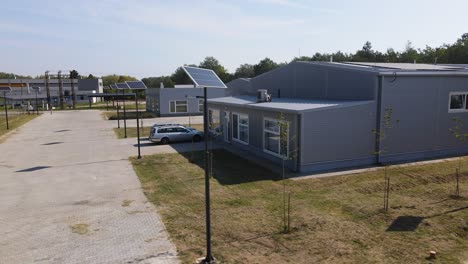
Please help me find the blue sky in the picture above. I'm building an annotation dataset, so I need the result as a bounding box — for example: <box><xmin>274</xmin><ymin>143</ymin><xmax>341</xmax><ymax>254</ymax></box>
<box><xmin>1</xmin><ymin>0</ymin><xmax>467</xmax><ymax>78</ymax></box>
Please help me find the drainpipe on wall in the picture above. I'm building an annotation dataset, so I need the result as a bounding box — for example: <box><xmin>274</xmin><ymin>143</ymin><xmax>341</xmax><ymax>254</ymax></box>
<box><xmin>296</xmin><ymin>113</ymin><xmax>302</xmax><ymax>172</ymax></box>
<box><xmin>375</xmin><ymin>76</ymin><xmax>384</xmax><ymax>165</ymax></box>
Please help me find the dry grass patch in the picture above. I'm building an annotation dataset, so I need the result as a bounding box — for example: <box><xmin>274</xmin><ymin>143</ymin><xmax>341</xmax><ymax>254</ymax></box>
<box><xmin>131</xmin><ymin>150</ymin><xmax>468</xmax><ymax>263</ymax></box>
<box><xmin>0</xmin><ymin>114</ymin><xmax>38</xmax><ymax>142</ymax></box>
<box><xmin>122</xmin><ymin>199</ymin><xmax>134</xmax><ymax>207</ymax></box>
<box><xmin>103</xmin><ymin>111</ymin><xmax>157</xmax><ymax>120</ymax></box>
<box><xmin>69</xmin><ymin>223</ymin><xmax>89</xmax><ymax>235</ymax></box>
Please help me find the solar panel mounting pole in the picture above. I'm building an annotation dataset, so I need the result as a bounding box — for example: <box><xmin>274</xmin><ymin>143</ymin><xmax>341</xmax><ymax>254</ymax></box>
<box><xmin>182</xmin><ymin>66</ymin><xmax>227</xmax><ymax>264</ymax></box>
<box><xmin>35</xmin><ymin>89</ymin><xmax>39</xmax><ymax>115</ymax></box>
<box><xmin>122</xmin><ymin>89</ymin><xmax>127</xmax><ymax>138</ymax></box>
<box><xmin>135</xmin><ymin>94</ymin><xmax>141</xmax><ymax>159</ymax></box>
<box><xmin>202</xmin><ymin>86</ymin><xmax>214</xmax><ymax>263</ymax></box>
<box><xmin>116</xmin><ymin>94</ymin><xmax>120</xmax><ymax>128</ymax></box>
<box><xmin>3</xmin><ymin>91</ymin><xmax>9</xmax><ymax>130</ymax></box>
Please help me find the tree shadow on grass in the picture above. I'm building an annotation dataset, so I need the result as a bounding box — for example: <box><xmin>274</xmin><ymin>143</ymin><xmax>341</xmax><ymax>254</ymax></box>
<box><xmin>387</xmin><ymin>205</ymin><xmax>468</xmax><ymax>232</ymax></box>
<box><xmin>386</xmin><ymin>216</ymin><xmax>424</xmax><ymax>231</ymax></box>
<box><xmin>179</xmin><ymin>149</ymin><xmax>281</xmax><ymax>185</ymax></box>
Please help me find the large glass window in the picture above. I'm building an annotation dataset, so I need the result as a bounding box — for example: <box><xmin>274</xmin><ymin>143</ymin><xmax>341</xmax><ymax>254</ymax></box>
<box><xmin>199</xmin><ymin>99</ymin><xmax>204</xmax><ymax>112</ymax></box>
<box><xmin>448</xmin><ymin>92</ymin><xmax>468</xmax><ymax>112</ymax></box>
<box><xmin>232</xmin><ymin>113</ymin><xmax>249</xmax><ymax>144</ymax></box>
<box><xmin>264</xmin><ymin>118</ymin><xmax>288</xmax><ymax>158</ymax></box>
<box><xmin>169</xmin><ymin>100</ymin><xmax>188</xmax><ymax>113</ymax></box>
<box><xmin>209</xmin><ymin>109</ymin><xmax>221</xmax><ymax>133</ymax></box>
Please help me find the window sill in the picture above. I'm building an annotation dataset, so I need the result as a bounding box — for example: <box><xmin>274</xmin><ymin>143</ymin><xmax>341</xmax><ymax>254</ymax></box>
<box><xmin>232</xmin><ymin>138</ymin><xmax>249</xmax><ymax>145</ymax></box>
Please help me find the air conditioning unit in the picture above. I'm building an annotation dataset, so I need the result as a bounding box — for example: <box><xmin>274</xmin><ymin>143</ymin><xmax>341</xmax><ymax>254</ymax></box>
<box><xmin>257</xmin><ymin>89</ymin><xmax>271</xmax><ymax>103</ymax></box>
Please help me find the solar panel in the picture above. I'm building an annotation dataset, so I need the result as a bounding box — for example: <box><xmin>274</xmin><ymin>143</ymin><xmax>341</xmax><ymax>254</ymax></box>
<box><xmin>125</xmin><ymin>81</ymin><xmax>147</xmax><ymax>89</ymax></box>
<box><xmin>110</xmin><ymin>84</ymin><xmax>117</xmax><ymax>89</ymax></box>
<box><xmin>0</xmin><ymin>86</ymin><xmax>11</xmax><ymax>92</ymax></box>
<box><xmin>115</xmin><ymin>83</ymin><xmax>129</xmax><ymax>89</ymax></box>
<box><xmin>182</xmin><ymin>66</ymin><xmax>227</xmax><ymax>88</ymax></box>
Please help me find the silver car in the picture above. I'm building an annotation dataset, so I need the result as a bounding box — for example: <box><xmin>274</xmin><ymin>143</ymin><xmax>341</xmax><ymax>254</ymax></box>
<box><xmin>149</xmin><ymin>125</ymin><xmax>204</xmax><ymax>144</ymax></box>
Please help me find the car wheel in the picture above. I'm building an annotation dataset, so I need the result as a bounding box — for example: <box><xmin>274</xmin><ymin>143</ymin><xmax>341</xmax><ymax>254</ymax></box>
<box><xmin>160</xmin><ymin>137</ymin><xmax>169</xmax><ymax>145</ymax></box>
<box><xmin>193</xmin><ymin>135</ymin><xmax>202</xmax><ymax>142</ymax></box>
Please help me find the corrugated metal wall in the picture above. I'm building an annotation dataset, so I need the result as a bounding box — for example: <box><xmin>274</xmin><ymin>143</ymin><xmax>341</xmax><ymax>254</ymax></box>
<box><xmin>300</xmin><ymin>102</ymin><xmax>377</xmax><ymax>172</ymax></box>
<box><xmin>228</xmin><ymin>62</ymin><xmax>377</xmax><ymax>101</ymax></box>
<box><xmin>380</xmin><ymin>75</ymin><xmax>468</xmax><ymax>162</ymax></box>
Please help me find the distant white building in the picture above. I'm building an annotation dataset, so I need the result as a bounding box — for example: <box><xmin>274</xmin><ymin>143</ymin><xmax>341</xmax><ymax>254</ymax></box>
<box><xmin>0</xmin><ymin>78</ymin><xmax>103</xmax><ymax>106</ymax></box>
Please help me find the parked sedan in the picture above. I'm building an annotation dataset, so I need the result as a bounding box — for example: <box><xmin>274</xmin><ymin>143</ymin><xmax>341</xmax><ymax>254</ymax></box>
<box><xmin>149</xmin><ymin>125</ymin><xmax>204</xmax><ymax>144</ymax></box>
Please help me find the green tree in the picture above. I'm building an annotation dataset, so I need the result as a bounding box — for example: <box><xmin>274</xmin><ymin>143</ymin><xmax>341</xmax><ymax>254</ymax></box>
<box><xmin>142</xmin><ymin>76</ymin><xmax>175</xmax><ymax>88</ymax></box>
<box><xmin>399</xmin><ymin>41</ymin><xmax>419</xmax><ymax>63</ymax></box>
<box><xmin>117</xmin><ymin>75</ymin><xmax>137</xmax><ymax>83</ymax></box>
<box><xmin>171</xmin><ymin>66</ymin><xmax>194</xmax><ymax>85</ymax></box>
<box><xmin>199</xmin><ymin>56</ymin><xmax>232</xmax><ymax>82</ymax></box>
<box><xmin>101</xmin><ymin>75</ymin><xmax>119</xmax><ymax>87</ymax></box>
<box><xmin>234</xmin><ymin>64</ymin><xmax>255</xmax><ymax>78</ymax></box>
<box><xmin>384</xmin><ymin>48</ymin><xmax>399</xmax><ymax>62</ymax></box>
<box><xmin>353</xmin><ymin>41</ymin><xmax>376</xmax><ymax>61</ymax></box>
<box><xmin>0</xmin><ymin>72</ymin><xmax>32</xmax><ymax>79</ymax></box>
<box><xmin>253</xmin><ymin>57</ymin><xmax>279</xmax><ymax>76</ymax></box>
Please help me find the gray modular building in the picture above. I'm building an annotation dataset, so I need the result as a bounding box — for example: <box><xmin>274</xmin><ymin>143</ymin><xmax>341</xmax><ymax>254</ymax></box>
<box><xmin>207</xmin><ymin>62</ymin><xmax>468</xmax><ymax>173</ymax></box>
<box><xmin>0</xmin><ymin>78</ymin><xmax>103</xmax><ymax>106</ymax></box>
<box><xmin>146</xmin><ymin>85</ymin><xmax>226</xmax><ymax>117</ymax></box>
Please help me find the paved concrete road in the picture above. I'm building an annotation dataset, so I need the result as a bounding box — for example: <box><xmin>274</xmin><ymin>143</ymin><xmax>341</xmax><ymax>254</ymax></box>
<box><xmin>0</xmin><ymin>111</ymin><xmax>178</xmax><ymax>264</ymax></box>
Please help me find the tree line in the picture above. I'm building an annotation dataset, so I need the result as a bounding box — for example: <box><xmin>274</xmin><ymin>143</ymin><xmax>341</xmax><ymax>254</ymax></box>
<box><xmin>2</xmin><ymin>33</ymin><xmax>467</xmax><ymax>87</ymax></box>
<box><xmin>142</xmin><ymin>33</ymin><xmax>468</xmax><ymax>87</ymax></box>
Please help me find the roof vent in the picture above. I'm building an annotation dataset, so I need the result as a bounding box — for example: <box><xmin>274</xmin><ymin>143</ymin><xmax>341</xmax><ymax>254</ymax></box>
<box><xmin>257</xmin><ymin>89</ymin><xmax>271</xmax><ymax>103</ymax></box>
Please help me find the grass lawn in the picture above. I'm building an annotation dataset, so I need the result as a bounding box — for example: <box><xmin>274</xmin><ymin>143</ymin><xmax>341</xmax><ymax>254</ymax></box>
<box><xmin>0</xmin><ymin>113</ymin><xmax>38</xmax><ymax>139</ymax></box>
<box><xmin>113</xmin><ymin>124</ymin><xmax>204</xmax><ymax>139</ymax></box>
<box><xmin>74</xmin><ymin>101</ymin><xmax>144</xmax><ymax>111</ymax></box>
<box><xmin>131</xmin><ymin>150</ymin><xmax>468</xmax><ymax>263</ymax></box>
<box><xmin>103</xmin><ymin>110</ymin><xmax>157</xmax><ymax>120</ymax></box>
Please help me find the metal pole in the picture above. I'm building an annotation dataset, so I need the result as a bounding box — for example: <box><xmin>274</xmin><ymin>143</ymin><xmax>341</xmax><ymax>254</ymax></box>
<box><xmin>4</xmin><ymin>92</ymin><xmax>9</xmax><ymax>130</ymax></box>
<box><xmin>58</xmin><ymin>71</ymin><xmax>64</xmax><ymax>110</ymax></box>
<box><xmin>202</xmin><ymin>87</ymin><xmax>214</xmax><ymax>263</ymax></box>
<box><xmin>35</xmin><ymin>90</ymin><xmax>39</xmax><ymax>115</ymax></box>
<box><xmin>106</xmin><ymin>99</ymin><xmax>109</xmax><ymax>111</ymax></box>
<box><xmin>135</xmin><ymin>94</ymin><xmax>141</xmax><ymax>159</ymax></box>
<box><xmin>116</xmin><ymin>95</ymin><xmax>120</xmax><ymax>128</ymax></box>
<box><xmin>123</xmin><ymin>90</ymin><xmax>127</xmax><ymax>138</ymax></box>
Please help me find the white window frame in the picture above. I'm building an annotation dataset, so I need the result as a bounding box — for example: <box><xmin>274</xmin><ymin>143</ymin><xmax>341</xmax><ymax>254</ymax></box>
<box><xmin>448</xmin><ymin>92</ymin><xmax>468</xmax><ymax>113</ymax></box>
<box><xmin>262</xmin><ymin>117</ymin><xmax>289</xmax><ymax>159</ymax></box>
<box><xmin>232</xmin><ymin>113</ymin><xmax>249</xmax><ymax>145</ymax></box>
<box><xmin>169</xmin><ymin>100</ymin><xmax>188</xmax><ymax>113</ymax></box>
<box><xmin>198</xmin><ymin>99</ymin><xmax>204</xmax><ymax>113</ymax></box>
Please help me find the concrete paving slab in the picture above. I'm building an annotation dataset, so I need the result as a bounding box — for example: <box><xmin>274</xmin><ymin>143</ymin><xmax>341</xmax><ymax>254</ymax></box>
<box><xmin>0</xmin><ymin>110</ymin><xmax>179</xmax><ymax>264</ymax></box>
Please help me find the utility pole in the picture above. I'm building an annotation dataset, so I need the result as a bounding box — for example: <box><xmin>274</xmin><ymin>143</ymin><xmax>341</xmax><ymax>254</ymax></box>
<box><xmin>58</xmin><ymin>71</ymin><xmax>64</xmax><ymax>110</ymax></box>
<box><xmin>45</xmin><ymin>71</ymin><xmax>51</xmax><ymax>110</ymax></box>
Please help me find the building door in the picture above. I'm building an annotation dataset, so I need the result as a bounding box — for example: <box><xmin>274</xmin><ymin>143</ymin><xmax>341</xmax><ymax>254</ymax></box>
<box><xmin>222</xmin><ymin>111</ymin><xmax>230</xmax><ymax>142</ymax></box>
